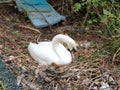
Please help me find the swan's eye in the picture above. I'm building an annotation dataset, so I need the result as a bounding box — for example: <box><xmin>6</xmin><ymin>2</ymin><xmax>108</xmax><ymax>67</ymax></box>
<box><xmin>67</xmin><ymin>49</ymin><xmax>71</xmax><ymax>52</ymax></box>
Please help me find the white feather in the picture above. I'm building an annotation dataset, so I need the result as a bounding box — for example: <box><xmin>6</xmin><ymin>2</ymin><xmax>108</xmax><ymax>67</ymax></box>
<box><xmin>28</xmin><ymin>34</ymin><xmax>77</xmax><ymax>65</ymax></box>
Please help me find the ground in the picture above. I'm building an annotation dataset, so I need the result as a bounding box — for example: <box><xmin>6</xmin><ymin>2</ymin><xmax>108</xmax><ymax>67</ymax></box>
<box><xmin>0</xmin><ymin>3</ymin><xmax>120</xmax><ymax>90</ymax></box>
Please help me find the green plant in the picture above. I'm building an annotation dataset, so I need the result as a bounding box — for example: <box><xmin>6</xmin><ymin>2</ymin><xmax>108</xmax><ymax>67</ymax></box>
<box><xmin>22</xmin><ymin>10</ymin><xmax>28</xmax><ymax>19</ymax></box>
<box><xmin>71</xmin><ymin>0</ymin><xmax>120</xmax><ymax>36</ymax></box>
<box><xmin>118</xmin><ymin>64</ymin><xmax>120</xmax><ymax>70</ymax></box>
<box><xmin>70</xmin><ymin>0</ymin><xmax>120</xmax><ymax>63</ymax></box>
<box><xmin>0</xmin><ymin>80</ymin><xmax>6</xmax><ymax>90</ymax></box>
<box><xmin>11</xmin><ymin>30</ymin><xmax>19</xmax><ymax>35</ymax></box>
<box><xmin>105</xmin><ymin>38</ymin><xmax>120</xmax><ymax>55</ymax></box>
<box><xmin>73</xmin><ymin>2</ymin><xmax>81</xmax><ymax>12</ymax></box>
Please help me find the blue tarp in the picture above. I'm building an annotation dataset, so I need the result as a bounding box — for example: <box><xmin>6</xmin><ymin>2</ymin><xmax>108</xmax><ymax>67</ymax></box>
<box><xmin>0</xmin><ymin>57</ymin><xmax>21</xmax><ymax>90</ymax></box>
<box><xmin>14</xmin><ymin>0</ymin><xmax>65</xmax><ymax>28</ymax></box>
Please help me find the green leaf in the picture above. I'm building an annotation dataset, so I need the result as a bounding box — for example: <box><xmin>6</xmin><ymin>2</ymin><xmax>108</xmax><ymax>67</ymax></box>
<box><xmin>92</xmin><ymin>0</ymin><xmax>98</xmax><ymax>7</ymax></box>
<box><xmin>103</xmin><ymin>10</ymin><xmax>110</xmax><ymax>15</ymax></box>
<box><xmin>100</xmin><ymin>15</ymin><xmax>108</xmax><ymax>23</ymax></box>
<box><xmin>85</xmin><ymin>27</ymin><xmax>90</xmax><ymax>31</ymax></box>
<box><xmin>101</xmin><ymin>1</ymin><xmax>106</xmax><ymax>7</ymax></box>
<box><xmin>93</xmin><ymin>18</ymin><xmax>98</xmax><ymax>23</ymax></box>
<box><xmin>73</xmin><ymin>3</ymin><xmax>81</xmax><ymax>12</ymax></box>
<box><xmin>86</xmin><ymin>0</ymin><xmax>92</xmax><ymax>3</ymax></box>
<box><xmin>103</xmin><ymin>9</ymin><xmax>115</xmax><ymax>17</ymax></box>
<box><xmin>87</xmin><ymin>19</ymin><xmax>93</xmax><ymax>24</ymax></box>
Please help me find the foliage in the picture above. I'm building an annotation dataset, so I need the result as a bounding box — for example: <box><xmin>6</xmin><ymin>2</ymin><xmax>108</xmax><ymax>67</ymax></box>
<box><xmin>105</xmin><ymin>38</ymin><xmax>120</xmax><ymax>56</ymax></box>
<box><xmin>71</xmin><ymin>0</ymin><xmax>120</xmax><ymax>63</ymax></box>
<box><xmin>72</xmin><ymin>0</ymin><xmax>120</xmax><ymax>35</ymax></box>
<box><xmin>0</xmin><ymin>80</ymin><xmax>6</xmax><ymax>90</ymax></box>
<box><xmin>73</xmin><ymin>3</ymin><xmax>81</xmax><ymax>12</ymax></box>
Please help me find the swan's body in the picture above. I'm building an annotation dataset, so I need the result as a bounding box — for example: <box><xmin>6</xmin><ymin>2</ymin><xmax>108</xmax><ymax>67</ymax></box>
<box><xmin>28</xmin><ymin>34</ymin><xmax>77</xmax><ymax>65</ymax></box>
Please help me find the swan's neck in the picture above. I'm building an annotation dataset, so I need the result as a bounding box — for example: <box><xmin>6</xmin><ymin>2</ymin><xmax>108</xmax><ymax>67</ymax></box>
<box><xmin>52</xmin><ymin>35</ymin><xmax>68</xmax><ymax>48</ymax></box>
<box><xmin>52</xmin><ymin>35</ymin><xmax>70</xmax><ymax>59</ymax></box>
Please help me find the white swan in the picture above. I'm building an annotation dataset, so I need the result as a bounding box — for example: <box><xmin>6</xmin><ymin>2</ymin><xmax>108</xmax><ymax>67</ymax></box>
<box><xmin>28</xmin><ymin>34</ymin><xmax>77</xmax><ymax>66</ymax></box>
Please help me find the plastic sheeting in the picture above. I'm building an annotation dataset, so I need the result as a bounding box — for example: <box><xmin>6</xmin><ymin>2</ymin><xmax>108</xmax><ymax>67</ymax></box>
<box><xmin>14</xmin><ymin>0</ymin><xmax>65</xmax><ymax>28</ymax></box>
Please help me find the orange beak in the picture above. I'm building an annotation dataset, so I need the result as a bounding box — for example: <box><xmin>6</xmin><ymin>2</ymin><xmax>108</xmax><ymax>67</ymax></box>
<box><xmin>71</xmin><ymin>48</ymin><xmax>77</xmax><ymax>59</ymax></box>
<box><xmin>71</xmin><ymin>51</ymin><xmax>75</xmax><ymax>59</ymax></box>
<box><xmin>68</xmin><ymin>48</ymin><xmax>77</xmax><ymax>59</ymax></box>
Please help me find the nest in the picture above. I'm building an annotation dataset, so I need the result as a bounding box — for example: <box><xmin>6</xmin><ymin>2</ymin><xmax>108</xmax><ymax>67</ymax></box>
<box><xmin>35</xmin><ymin>66</ymin><xmax>118</xmax><ymax>90</ymax></box>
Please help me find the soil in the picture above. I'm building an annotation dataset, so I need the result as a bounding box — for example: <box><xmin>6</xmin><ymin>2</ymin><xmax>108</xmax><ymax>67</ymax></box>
<box><xmin>0</xmin><ymin>3</ymin><xmax>120</xmax><ymax>90</ymax></box>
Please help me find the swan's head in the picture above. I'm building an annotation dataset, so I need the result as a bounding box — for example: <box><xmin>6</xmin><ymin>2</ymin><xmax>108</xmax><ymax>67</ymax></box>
<box><xmin>66</xmin><ymin>38</ymin><xmax>78</xmax><ymax>54</ymax></box>
<box><xmin>52</xmin><ymin>34</ymin><xmax>78</xmax><ymax>52</ymax></box>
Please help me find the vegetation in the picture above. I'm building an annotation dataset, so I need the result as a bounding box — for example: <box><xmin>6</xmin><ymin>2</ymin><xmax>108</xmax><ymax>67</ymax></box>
<box><xmin>71</xmin><ymin>0</ymin><xmax>120</xmax><ymax>63</ymax></box>
<box><xmin>0</xmin><ymin>80</ymin><xmax>6</xmax><ymax>90</ymax></box>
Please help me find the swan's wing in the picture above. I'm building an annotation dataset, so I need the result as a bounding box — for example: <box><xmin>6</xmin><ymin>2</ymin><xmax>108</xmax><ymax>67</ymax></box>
<box><xmin>56</xmin><ymin>44</ymin><xmax>72</xmax><ymax>64</ymax></box>
<box><xmin>28</xmin><ymin>42</ymin><xmax>59</xmax><ymax>65</ymax></box>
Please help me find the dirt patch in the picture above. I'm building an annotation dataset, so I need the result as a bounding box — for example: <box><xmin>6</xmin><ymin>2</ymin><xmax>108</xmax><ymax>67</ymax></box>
<box><xmin>0</xmin><ymin>3</ymin><xmax>120</xmax><ymax>90</ymax></box>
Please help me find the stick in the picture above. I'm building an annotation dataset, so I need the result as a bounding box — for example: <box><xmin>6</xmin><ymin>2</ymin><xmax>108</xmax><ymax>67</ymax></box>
<box><xmin>5</xmin><ymin>55</ymin><xmax>25</xmax><ymax>62</ymax></box>
<box><xmin>36</xmin><ymin>33</ymin><xmax>42</xmax><ymax>43</ymax></box>
<box><xmin>112</xmin><ymin>47</ymin><xmax>120</xmax><ymax>64</ymax></box>
<box><xmin>15</xmin><ymin>23</ymin><xmax>41</xmax><ymax>33</ymax></box>
<box><xmin>0</xmin><ymin>0</ymin><xmax>13</xmax><ymax>4</ymax></box>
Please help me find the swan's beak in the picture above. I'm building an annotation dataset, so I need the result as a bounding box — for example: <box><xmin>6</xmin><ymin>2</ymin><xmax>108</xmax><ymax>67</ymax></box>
<box><xmin>71</xmin><ymin>48</ymin><xmax>77</xmax><ymax>52</ymax></box>
<box><xmin>68</xmin><ymin>48</ymin><xmax>77</xmax><ymax>59</ymax></box>
<box><xmin>71</xmin><ymin>48</ymin><xmax>77</xmax><ymax>59</ymax></box>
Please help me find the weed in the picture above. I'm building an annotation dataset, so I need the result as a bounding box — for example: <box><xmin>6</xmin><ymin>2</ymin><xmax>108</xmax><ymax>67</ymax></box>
<box><xmin>118</xmin><ymin>64</ymin><xmax>120</xmax><ymax>70</ymax></box>
<box><xmin>69</xmin><ymin>0</ymin><xmax>120</xmax><ymax>64</ymax></box>
<box><xmin>70</xmin><ymin>0</ymin><xmax>120</xmax><ymax>36</ymax></box>
<box><xmin>11</xmin><ymin>30</ymin><xmax>19</xmax><ymax>35</ymax></box>
<box><xmin>0</xmin><ymin>80</ymin><xmax>6</xmax><ymax>90</ymax></box>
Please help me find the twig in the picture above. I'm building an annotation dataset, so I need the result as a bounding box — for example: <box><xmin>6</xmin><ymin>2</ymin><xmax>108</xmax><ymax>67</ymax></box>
<box><xmin>36</xmin><ymin>33</ymin><xmax>42</xmax><ymax>43</ymax></box>
<box><xmin>82</xmin><ymin>11</ymin><xmax>88</xmax><ymax>26</ymax></box>
<box><xmin>22</xmin><ymin>78</ymin><xmax>39</xmax><ymax>89</ymax></box>
<box><xmin>88</xmin><ymin>78</ymin><xmax>101</xmax><ymax>90</ymax></box>
<box><xmin>15</xmin><ymin>23</ymin><xmax>40</xmax><ymax>33</ymax></box>
<box><xmin>5</xmin><ymin>55</ymin><xmax>25</xmax><ymax>62</ymax></box>
<box><xmin>112</xmin><ymin>47</ymin><xmax>120</xmax><ymax>64</ymax></box>
<box><xmin>87</xmin><ymin>74</ymin><xmax>103</xmax><ymax>85</ymax></box>
<box><xmin>112</xmin><ymin>35</ymin><xmax>120</xmax><ymax>38</ymax></box>
<box><xmin>0</xmin><ymin>0</ymin><xmax>13</xmax><ymax>4</ymax></box>
<box><xmin>70</xmin><ymin>0</ymin><xmax>73</xmax><ymax>15</ymax></box>
<box><xmin>17</xmin><ymin>74</ymin><xmax>25</xmax><ymax>85</ymax></box>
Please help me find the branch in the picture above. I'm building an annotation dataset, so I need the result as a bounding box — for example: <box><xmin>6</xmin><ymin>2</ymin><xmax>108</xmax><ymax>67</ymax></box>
<box><xmin>112</xmin><ymin>47</ymin><xmax>120</xmax><ymax>64</ymax></box>
<box><xmin>15</xmin><ymin>23</ymin><xmax>41</xmax><ymax>33</ymax></box>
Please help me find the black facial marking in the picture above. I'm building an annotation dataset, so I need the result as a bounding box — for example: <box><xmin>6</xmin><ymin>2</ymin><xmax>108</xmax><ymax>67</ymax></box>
<box><xmin>72</xmin><ymin>48</ymin><xmax>77</xmax><ymax>52</ymax></box>
<box><xmin>67</xmin><ymin>48</ymin><xmax>76</xmax><ymax>53</ymax></box>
